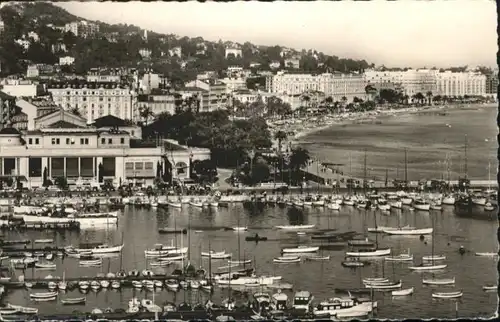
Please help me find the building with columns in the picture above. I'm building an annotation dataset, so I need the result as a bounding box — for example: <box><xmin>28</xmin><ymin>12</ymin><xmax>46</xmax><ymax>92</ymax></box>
<box><xmin>0</xmin><ymin>109</ymin><xmax>210</xmax><ymax>189</ymax></box>
<box><xmin>435</xmin><ymin>71</ymin><xmax>486</xmax><ymax>97</ymax></box>
<box><xmin>267</xmin><ymin>72</ymin><xmax>367</xmax><ymax>102</ymax></box>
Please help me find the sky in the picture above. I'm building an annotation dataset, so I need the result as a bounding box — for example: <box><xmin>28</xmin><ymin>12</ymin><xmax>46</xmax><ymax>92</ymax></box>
<box><xmin>57</xmin><ymin>0</ymin><xmax>497</xmax><ymax>68</ymax></box>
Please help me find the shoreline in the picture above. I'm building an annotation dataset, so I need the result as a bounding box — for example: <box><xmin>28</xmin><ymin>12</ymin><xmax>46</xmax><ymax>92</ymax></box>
<box><xmin>289</xmin><ymin>102</ymin><xmax>496</xmax><ymax>143</ymax></box>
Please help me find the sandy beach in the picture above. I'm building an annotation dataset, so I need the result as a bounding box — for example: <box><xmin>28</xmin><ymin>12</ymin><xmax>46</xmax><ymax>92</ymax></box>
<box><xmin>286</xmin><ymin>103</ymin><xmax>495</xmax><ymax>143</ymax></box>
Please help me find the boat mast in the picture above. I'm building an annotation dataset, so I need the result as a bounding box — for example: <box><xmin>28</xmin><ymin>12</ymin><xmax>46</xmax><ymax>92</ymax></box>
<box><xmin>363</xmin><ymin>149</ymin><xmax>367</xmax><ymax>195</ymax></box>
<box><xmin>464</xmin><ymin>134</ymin><xmax>468</xmax><ymax>180</ymax></box>
<box><xmin>404</xmin><ymin>148</ymin><xmax>408</xmax><ymax>189</ymax></box>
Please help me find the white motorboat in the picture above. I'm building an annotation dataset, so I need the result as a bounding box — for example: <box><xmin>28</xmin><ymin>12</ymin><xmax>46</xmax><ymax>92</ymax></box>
<box><xmin>409</xmin><ymin>264</ymin><xmax>447</xmax><ymax>271</ymax></box>
<box><xmin>389</xmin><ymin>201</ymin><xmax>403</xmax><ymax>209</ymax></box>
<box><xmin>232</xmin><ymin>226</ymin><xmax>247</xmax><ymax>231</ymax></box>
<box><xmin>282</xmin><ymin>246</ymin><xmax>319</xmax><ymax>254</ymax></box>
<box><xmin>345</xmin><ymin>248</ymin><xmax>391</xmax><ymax>257</ymax></box>
<box><xmin>273</xmin><ymin>256</ymin><xmax>301</xmax><ymax>263</ymax></box>
<box><xmin>158</xmin><ymin>254</ymin><xmax>186</xmax><ymax>261</ymax></box>
<box><xmin>441</xmin><ymin>195</ymin><xmax>456</xmax><ymax>205</ymax></box>
<box><xmin>392</xmin><ymin>287</ymin><xmax>414</xmax><ymax>296</ymax></box>
<box><xmin>91</xmin><ymin>244</ymin><xmax>124</xmax><ymax>254</ymax></box>
<box><xmin>367</xmin><ymin>225</ymin><xmax>415</xmax><ymax>233</ymax></box>
<box><xmin>422</xmin><ymin>254</ymin><xmax>446</xmax><ymax>261</ymax></box>
<box><xmin>384</xmin><ymin>228</ymin><xmax>433</xmax><ymax>235</ymax></box>
<box><xmin>327</xmin><ymin>203</ymin><xmax>341</xmax><ymax>210</ymax></box>
<box><xmin>313</xmin><ymin>297</ymin><xmax>376</xmax><ymax>317</ymax></box>
<box><xmin>401</xmin><ymin>197</ymin><xmax>413</xmax><ymax>205</ymax></box>
<box><xmin>201</xmin><ymin>251</ymin><xmax>231</xmax><ymax>259</ymax></box>
<box><xmin>167</xmin><ymin>201</ymin><xmax>182</xmax><ymax>208</ymax></box>
<box><xmin>482</xmin><ymin>285</ymin><xmax>498</xmax><ymax>291</ymax></box>
<box><xmin>20</xmin><ymin>211</ymin><xmax>119</xmax><ymax>226</ymax></box>
<box><xmin>189</xmin><ymin>200</ymin><xmax>203</xmax><ymax>208</ymax></box>
<box><xmin>275</xmin><ymin>224</ymin><xmax>315</xmax><ymax>230</ymax></box>
<box><xmin>422</xmin><ymin>277</ymin><xmax>455</xmax><ymax>285</ymax></box>
<box><xmin>13</xmin><ymin>206</ymin><xmax>45</xmax><ymax>214</ymax></box>
<box><xmin>472</xmin><ymin>196</ymin><xmax>487</xmax><ymax>206</ymax></box>
<box><xmin>484</xmin><ymin>203</ymin><xmax>495</xmax><ymax>211</ymax></box>
<box><xmin>413</xmin><ymin>199</ymin><xmax>430</xmax><ymax>211</ymax></box>
<box><xmin>431</xmin><ymin>291</ymin><xmax>463</xmax><ymax>299</ymax></box>
<box><xmin>144</xmin><ymin>244</ymin><xmax>177</xmax><ymax>257</ymax></box>
<box><xmin>385</xmin><ymin>250</ymin><xmax>413</xmax><ymax>262</ymax></box>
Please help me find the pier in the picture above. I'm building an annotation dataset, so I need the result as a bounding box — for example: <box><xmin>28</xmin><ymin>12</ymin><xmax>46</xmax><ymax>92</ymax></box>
<box><xmin>0</xmin><ymin>221</ymin><xmax>80</xmax><ymax>231</ymax></box>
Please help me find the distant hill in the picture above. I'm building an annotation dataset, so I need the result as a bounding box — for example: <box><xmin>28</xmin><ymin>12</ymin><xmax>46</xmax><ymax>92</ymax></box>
<box><xmin>0</xmin><ymin>1</ymin><xmax>373</xmax><ymax>82</ymax></box>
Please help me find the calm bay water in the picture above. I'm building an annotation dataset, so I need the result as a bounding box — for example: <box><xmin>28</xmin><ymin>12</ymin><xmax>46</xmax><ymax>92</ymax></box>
<box><xmin>1</xmin><ymin>204</ymin><xmax>497</xmax><ymax>319</ymax></box>
<box><xmin>1</xmin><ymin>107</ymin><xmax>498</xmax><ymax>319</ymax></box>
<box><xmin>299</xmin><ymin>105</ymin><xmax>498</xmax><ymax>181</ymax></box>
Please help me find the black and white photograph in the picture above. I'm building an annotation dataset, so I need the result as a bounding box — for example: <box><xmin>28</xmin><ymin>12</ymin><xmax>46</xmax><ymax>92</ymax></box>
<box><xmin>0</xmin><ymin>0</ymin><xmax>497</xmax><ymax>320</ymax></box>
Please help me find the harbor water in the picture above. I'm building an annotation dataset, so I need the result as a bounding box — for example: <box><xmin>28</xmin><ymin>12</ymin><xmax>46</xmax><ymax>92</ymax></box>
<box><xmin>1</xmin><ymin>204</ymin><xmax>497</xmax><ymax>319</ymax></box>
<box><xmin>299</xmin><ymin>104</ymin><xmax>497</xmax><ymax>181</ymax></box>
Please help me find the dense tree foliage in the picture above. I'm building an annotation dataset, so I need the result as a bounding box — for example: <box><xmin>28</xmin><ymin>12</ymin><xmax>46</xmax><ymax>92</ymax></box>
<box><xmin>0</xmin><ymin>2</ymin><xmax>373</xmax><ymax>78</ymax></box>
<box><xmin>143</xmin><ymin>110</ymin><xmax>272</xmax><ymax>167</ymax></box>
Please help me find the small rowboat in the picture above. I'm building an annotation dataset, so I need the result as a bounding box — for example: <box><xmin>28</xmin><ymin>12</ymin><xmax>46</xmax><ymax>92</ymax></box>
<box><xmin>341</xmin><ymin>260</ymin><xmax>366</xmax><ymax>267</ymax></box>
<box><xmin>306</xmin><ymin>255</ymin><xmax>331</xmax><ymax>261</ymax></box>
<box><xmin>422</xmin><ymin>255</ymin><xmax>446</xmax><ymax>261</ymax></box>
<box><xmin>422</xmin><ymin>277</ymin><xmax>455</xmax><ymax>285</ymax></box>
<box><xmin>0</xmin><ymin>308</ymin><xmax>19</xmax><ymax>315</ymax></box>
<box><xmin>482</xmin><ymin>285</ymin><xmax>498</xmax><ymax>291</ymax></box>
<box><xmin>282</xmin><ymin>246</ymin><xmax>319</xmax><ymax>254</ymax></box>
<box><xmin>364</xmin><ymin>280</ymin><xmax>402</xmax><ymax>289</ymax></box>
<box><xmin>149</xmin><ymin>261</ymin><xmax>172</xmax><ymax>267</ymax></box>
<box><xmin>273</xmin><ymin>256</ymin><xmax>301</xmax><ymax>263</ymax></box>
<box><xmin>61</xmin><ymin>297</ymin><xmax>86</xmax><ymax>305</ymax></box>
<box><xmin>432</xmin><ymin>291</ymin><xmax>463</xmax><ymax>299</ymax></box>
<box><xmin>79</xmin><ymin>259</ymin><xmax>102</xmax><ymax>266</ymax></box>
<box><xmin>392</xmin><ymin>287</ymin><xmax>414</xmax><ymax>296</ymax></box>
<box><xmin>232</xmin><ymin>226</ymin><xmax>247</xmax><ymax>231</ymax></box>
<box><xmin>30</xmin><ymin>291</ymin><xmax>58</xmax><ymax>300</ymax></box>
<box><xmin>363</xmin><ymin>277</ymin><xmax>389</xmax><ymax>284</ymax></box>
<box><xmin>228</xmin><ymin>259</ymin><xmax>252</xmax><ymax>265</ymax></box>
<box><xmin>475</xmin><ymin>252</ymin><xmax>498</xmax><ymax>257</ymax></box>
<box><xmin>409</xmin><ymin>264</ymin><xmax>447</xmax><ymax>271</ymax></box>
<box><xmin>385</xmin><ymin>254</ymin><xmax>413</xmax><ymax>262</ymax></box>
<box><xmin>34</xmin><ymin>239</ymin><xmax>53</xmax><ymax>244</ymax></box>
<box><xmin>35</xmin><ymin>263</ymin><xmax>56</xmax><ymax>269</ymax></box>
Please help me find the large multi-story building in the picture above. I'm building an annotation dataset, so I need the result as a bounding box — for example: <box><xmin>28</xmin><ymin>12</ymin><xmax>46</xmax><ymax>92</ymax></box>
<box><xmin>64</xmin><ymin>21</ymin><xmax>99</xmax><ymax>38</ymax></box>
<box><xmin>47</xmin><ymin>81</ymin><xmax>135</xmax><ymax>123</ymax></box>
<box><xmin>86</xmin><ymin>68</ymin><xmax>123</xmax><ymax>83</ymax></box>
<box><xmin>364</xmin><ymin>69</ymin><xmax>438</xmax><ymax>96</ymax></box>
<box><xmin>0</xmin><ymin>78</ymin><xmax>45</xmax><ymax>97</ymax></box>
<box><xmin>185</xmin><ymin>79</ymin><xmax>229</xmax><ymax>112</ymax></box>
<box><xmin>0</xmin><ymin>110</ymin><xmax>210</xmax><ymax>189</ymax></box>
<box><xmin>485</xmin><ymin>71</ymin><xmax>498</xmax><ymax>96</ymax></box>
<box><xmin>267</xmin><ymin>72</ymin><xmax>367</xmax><ymax>102</ymax></box>
<box><xmin>137</xmin><ymin>92</ymin><xmax>176</xmax><ymax>116</ymax></box>
<box><xmin>15</xmin><ymin>97</ymin><xmax>60</xmax><ymax>131</ymax></box>
<box><xmin>435</xmin><ymin>71</ymin><xmax>486</xmax><ymax>97</ymax></box>
<box><xmin>26</xmin><ymin>64</ymin><xmax>56</xmax><ymax>79</ymax></box>
<box><xmin>0</xmin><ymin>91</ymin><xmax>16</xmax><ymax>130</ymax></box>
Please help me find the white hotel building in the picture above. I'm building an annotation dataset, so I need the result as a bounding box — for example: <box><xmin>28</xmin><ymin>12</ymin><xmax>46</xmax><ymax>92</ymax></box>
<box><xmin>266</xmin><ymin>72</ymin><xmax>367</xmax><ymax>103</ymax></box>
<box><xmin>47</xmin><ymin>81</ymin><xmax>136</xmax><ymax>123</ymax></box>
<box><xmin>0</xmin><ymin>109</ymin><xmax>210</xmax><ymax>189</ymax></box>
<box><xmin>435</xmin><ymin>71</ymin><xmax>486</xmax><ymax>97</ymax></box>
<box><xmin>364</xmin><ymin>69</ymin><xmax>486</xmax><ymax>97</ymax></box>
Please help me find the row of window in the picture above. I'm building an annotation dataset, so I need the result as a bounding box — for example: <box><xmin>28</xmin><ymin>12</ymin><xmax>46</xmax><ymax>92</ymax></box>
<box><xmin>101</xmin><ymin>137</ymin><xmax>126</xmax><ymax>145</ymax></box>
<box><xmin>52</xmin><ymin>90</ymin><xmax>130</xmax><ymax>96</ymax></box>
<box><xmin>125</xmin><ymin>162</ymin><xmax>154</xmax><ymax>170</ymax></box>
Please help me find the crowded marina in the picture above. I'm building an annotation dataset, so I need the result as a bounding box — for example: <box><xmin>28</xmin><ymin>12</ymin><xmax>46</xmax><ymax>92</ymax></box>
<box><xmin>0</xmin><ymin>184</ymin><xmax>497</xmax><ymax>321</ymax></box>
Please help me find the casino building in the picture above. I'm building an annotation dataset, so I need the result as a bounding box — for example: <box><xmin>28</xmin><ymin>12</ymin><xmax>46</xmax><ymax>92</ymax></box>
<box><xmin>0</xmin><ymin>109</ymin><xmax>210</xmax><ymax>189</ymax></box>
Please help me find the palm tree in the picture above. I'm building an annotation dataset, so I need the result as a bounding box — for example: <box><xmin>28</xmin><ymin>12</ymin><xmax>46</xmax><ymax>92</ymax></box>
<box><xmin>289</xmin><ymin>147</ymin><xmax>310</xmax><ymax>183</ymax></box>
<box><xmin>341</xmin><ymin>96</ymin><xmax>348</xmax><ymax>106</ymax></box>
<box><xmin>300</xmin><ymin>95</ymin><xmax>311</xmax><ymax>109</ymax></box>
<box><xmin>139</xmin><ymin>106</ymin><xmax>154</xmax><ymax>125</ymax></box>
<box><xmin>426</xmin><ymin>91</ymin><xmax>433</xmax><ymax>106</ymax></box>
<box><xmin>274</xmin><ymin>130</ymin><xmax>288</xmax><ymax>153</ymax></box>
<box><xmin>365</xmin><ymin>85</ymin><xmax>378</xmax><ymax>101</ymax></box>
